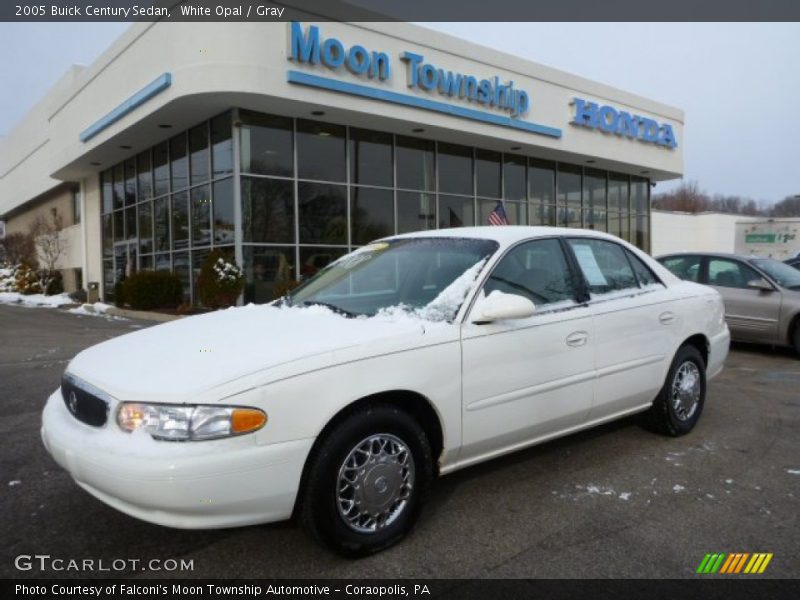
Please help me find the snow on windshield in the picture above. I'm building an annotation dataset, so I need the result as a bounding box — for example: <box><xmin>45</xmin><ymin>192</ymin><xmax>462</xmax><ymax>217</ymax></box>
<box><xmin>417</xmin><ymin>258</ymin><xmax>487</xmax><ymax>321</ymax></box>
<box><xmin>374</xmin><ymin>258</ymin><xmax>487</xmax><ymax>323</ymax></box>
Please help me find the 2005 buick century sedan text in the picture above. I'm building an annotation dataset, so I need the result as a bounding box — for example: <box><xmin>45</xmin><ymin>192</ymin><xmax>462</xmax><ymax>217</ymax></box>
<box><xmin>42</xmin><ymin>227</ymin><xmax>730</xmax><ymax>555</ymax></box>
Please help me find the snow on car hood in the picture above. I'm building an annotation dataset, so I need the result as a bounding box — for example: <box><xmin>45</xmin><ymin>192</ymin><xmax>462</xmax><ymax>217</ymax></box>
<box><xmin>65</xmin><ymin>304</ymin><xmax>436</xmax><ymax>403</ymax></box>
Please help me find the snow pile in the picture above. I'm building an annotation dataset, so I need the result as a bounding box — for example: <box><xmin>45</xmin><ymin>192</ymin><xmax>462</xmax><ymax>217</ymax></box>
<box><xmin>68</xmin><ymin>302</ymin><xmax>116</xmax><ymax>317</ymax></box>
<box><xmin>0</xmin><ymin>291</ymin><xmax>73</xmax><ymax>308</ymax></box>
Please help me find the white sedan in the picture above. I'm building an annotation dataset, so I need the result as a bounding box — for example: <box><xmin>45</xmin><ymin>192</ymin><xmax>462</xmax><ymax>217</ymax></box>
<box><xmin>42</xmin><ymin>227</ymin><xmax>729</xmax><ymax>555</ymax></box>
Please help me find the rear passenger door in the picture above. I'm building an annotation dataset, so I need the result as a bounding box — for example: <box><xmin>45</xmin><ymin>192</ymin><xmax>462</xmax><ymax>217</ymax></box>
<box><xmin>566</xmin><ymin>238</ymin><xmax>677</xmax><ymax>420</ymax></box>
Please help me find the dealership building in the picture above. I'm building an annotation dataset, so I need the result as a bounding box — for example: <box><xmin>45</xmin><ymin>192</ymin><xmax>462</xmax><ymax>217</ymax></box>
<box><xmin>0</xmin><ymin>21</ymin><xmax>684</xmax><ymax>304</ymax></box>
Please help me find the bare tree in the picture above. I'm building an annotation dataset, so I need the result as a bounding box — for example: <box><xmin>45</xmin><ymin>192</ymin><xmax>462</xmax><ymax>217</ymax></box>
<box><xmin>0</xmin><ymin>232</ymin><xmax>38</xmax><ymax>267</ymax></box>
<box><xmin>770</xmin><ymin>195</ymin><xmax>800</xmax><ymax>217</ymax></box>
<box><xmin>652</xmin><ymin>180</ymin><xmax>711</xmax><ymax>213</ymax></box>
<box><xmin>29</xmin><ymin>210</ymin><xmax>67</xmax><ymax>294</ymax></box>
<box><xmin>653</xmin><ymin>181</ymin><xmax>770</xmax><ymax>216</ymax></box>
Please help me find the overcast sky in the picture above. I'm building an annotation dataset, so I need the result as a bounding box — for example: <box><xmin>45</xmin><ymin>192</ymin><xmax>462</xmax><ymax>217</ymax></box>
<box><xmin>1</xmin><ymin>22</ymin><xmax>798</xmax><ymax>203</ymax></box>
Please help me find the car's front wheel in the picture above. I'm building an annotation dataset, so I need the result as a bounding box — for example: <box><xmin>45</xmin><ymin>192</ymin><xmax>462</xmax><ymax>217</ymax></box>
<box><xmin>646</xmin><ymin>345</ymin><xmax>706</xmax><ymax>436</ymax></box>
<box><xmin>299</xmin><ymin>404</ymin><xmax>433</xmax><ymax>557</ymax></box>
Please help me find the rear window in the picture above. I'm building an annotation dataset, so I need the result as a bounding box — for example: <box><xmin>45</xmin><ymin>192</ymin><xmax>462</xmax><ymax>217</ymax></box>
<box><xmin>627</xmin><ymin>250</ymin><xmax>661</xmax><ymax>287</ymax></box>
<box><xmin>660</xmin><ymin>256</ymin><xmax>702</xmax><ymax>282</ymax></box>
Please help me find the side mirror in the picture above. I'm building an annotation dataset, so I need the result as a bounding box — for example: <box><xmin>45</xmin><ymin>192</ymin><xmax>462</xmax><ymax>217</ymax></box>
<box><xmin>747</xmin><ymin>278</ymin><xmax>774</xmax><ymax>292</ymax></box>
<box><xmin>472</xmin><ymin>291</ymin><xmax>536</xmax><ymax>323</ymax></box>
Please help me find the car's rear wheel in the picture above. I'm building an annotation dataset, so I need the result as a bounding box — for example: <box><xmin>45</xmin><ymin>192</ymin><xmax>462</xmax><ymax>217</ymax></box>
<box><xmin>299</xmin><ymin>404</ymin><xmax>433</xmax><ymax>557</ymax></box>
<box><xmin>792</xmin><ymin>322</ymin><xmax>800</xmax><ymax>355</ymax></box>
<box><xmin>646</xmin><ymin>345</ymin><xmax>706</xmax><ymax>436</ymax></box>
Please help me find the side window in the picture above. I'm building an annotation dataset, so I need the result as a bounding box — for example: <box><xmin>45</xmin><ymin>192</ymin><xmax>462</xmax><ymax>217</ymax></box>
<box><xmin>567</xmin><ymin>238</ymin><xmax>637</xmax><ymax>295</ymax></box>
<box><xmin>707</xmin><ymin>259</ymin><xmax>760</xmax><ymax>289</ymax></box>
<box><xmin>626</xmin><ymin>249</ymin><xmax>661</xmax><ymax>287</ymax></box>
<box><xmin>661</xmin><ymin>255</ymin><xmax>702</xmax><ymax>282</ymax></box>
<box><xmin>484</xmin><ymin>238</ymin><xmax>576</xmax><ymax>307</ymax></box>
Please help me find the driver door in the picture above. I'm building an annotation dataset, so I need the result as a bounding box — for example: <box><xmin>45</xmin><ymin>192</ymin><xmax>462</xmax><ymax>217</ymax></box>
<box><xmin>704</xmin><ymin>257</ymin><xmax>782</xmax><ymax>342</ymax></box>
<box><xmin>460</xmin><ymin>238</ymin><xmax>595</xmax><ymax>464</ymax></box>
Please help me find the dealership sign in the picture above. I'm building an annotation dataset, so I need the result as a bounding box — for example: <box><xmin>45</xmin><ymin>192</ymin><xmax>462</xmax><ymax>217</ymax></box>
<box><xmin>286</xmin><ymin>22</ymin><xmax>561</xmax><ymax>138</ymax></box>
<box><xmin>571</xmin><ymin>97</ymin><xmax>678</xmax><ymax>148</ymax></box>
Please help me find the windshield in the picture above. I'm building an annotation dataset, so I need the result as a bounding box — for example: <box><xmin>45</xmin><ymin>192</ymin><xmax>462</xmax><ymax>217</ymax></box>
<box><xmin>751</xmin><ymin>258</ymin><xmax>800</xmax><ymax>290</ymax></box>
<box><xmin>286</xmin><ymin>238</ymin><xmax>498</xmax><ymax>319</ymax></box>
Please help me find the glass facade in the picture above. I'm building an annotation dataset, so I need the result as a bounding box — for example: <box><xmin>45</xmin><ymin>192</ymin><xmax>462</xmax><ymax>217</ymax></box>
<box><xmin>101</xmin><ymin>109</ymin><xmax>651</xmax><ymax>306</ymax></box>
<box><xmin>100</xmin><ymin>112</ymin><xmax>234</xmax><ymax>304</ymax></box>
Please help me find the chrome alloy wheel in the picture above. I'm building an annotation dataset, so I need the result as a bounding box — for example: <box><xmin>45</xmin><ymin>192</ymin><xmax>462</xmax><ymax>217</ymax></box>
<box><xmin>336</xmin><ymin>433</ymin><xmax>415</xmax><ymax>534</ymax></box>
<box><xmin>671</xmin><ymin>361</ymin><xmax>701</xmax><ymax>421</ymax></box>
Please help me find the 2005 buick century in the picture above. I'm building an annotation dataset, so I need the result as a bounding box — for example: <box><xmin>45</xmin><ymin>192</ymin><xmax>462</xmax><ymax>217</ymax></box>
<box><xmin>42</xmin><ymin>227</ymin><xmax>729</xmax><ymax>555</ymax></box>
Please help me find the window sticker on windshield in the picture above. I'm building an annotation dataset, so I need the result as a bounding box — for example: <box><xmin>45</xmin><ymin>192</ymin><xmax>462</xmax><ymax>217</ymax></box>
<box><xmin>363</xmin><ymin>242</ymin><xmax>390</xmax><ymax>252</ymax></box>
<box><xmin>572</xmin><ymin>244</ymin><xmax>608</xmax><ymax>286</ymax></box>
<box><xmin>334</xmin><ymin>243</ymin><xmax>390</xmax><ymax>270</ymax></box>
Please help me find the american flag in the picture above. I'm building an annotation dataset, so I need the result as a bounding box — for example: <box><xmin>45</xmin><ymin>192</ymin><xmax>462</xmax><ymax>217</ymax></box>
<box><xmin>487</xmin><ymin>201</ymin><xmax>509</xmax><ymax>226</ymax></box>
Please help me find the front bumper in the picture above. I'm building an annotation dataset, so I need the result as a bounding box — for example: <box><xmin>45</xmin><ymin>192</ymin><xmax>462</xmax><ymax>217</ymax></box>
<box><xmin>41</xmin><ymin>390</ymin><xmax>314</xmax><ymax>529</ymax></box>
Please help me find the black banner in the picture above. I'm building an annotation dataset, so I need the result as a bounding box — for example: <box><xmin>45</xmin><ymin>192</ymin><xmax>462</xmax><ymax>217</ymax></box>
<box><xmin>1</xmin><ymin>0</ymin><xmax>800</xmax><ymax>22</ymax></box>
<box><xmin>4</xmin><ymin>579</ymin><xmax>800</xmax><ymax>600</ymax></box>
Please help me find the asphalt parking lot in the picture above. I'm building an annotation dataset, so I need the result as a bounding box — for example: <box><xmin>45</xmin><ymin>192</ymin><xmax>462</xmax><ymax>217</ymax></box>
<box><xmin>1</xmin><ymin>304</ymin><xmax>798</xmax><ymax>579</ymax></box>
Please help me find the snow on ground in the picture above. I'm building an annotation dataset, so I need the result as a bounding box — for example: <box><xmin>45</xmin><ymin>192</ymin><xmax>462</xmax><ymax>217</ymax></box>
<box><xmin>787</xmin><ymin>469</ymin><xmax>800</xmax><ymax>475</ymax></box>
<box><xmin>0</xmin><ymin>292</ymin><xmax>73</xmax><ymax>307</ymax></box>
<box><xmin>554</xmin><ymin>484</ymin><xmax>634</xmax><ymax>502</ymax></box>
<box><xmin>0</xmin><ymin>292</ymin><xmax>126</xmax><ymax>320</ymax></box>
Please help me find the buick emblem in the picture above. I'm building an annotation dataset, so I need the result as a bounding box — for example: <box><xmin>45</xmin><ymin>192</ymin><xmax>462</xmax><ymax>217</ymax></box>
<box><xmin>68</xmin><ymin>391</ymin><xmax>78</xmax><ymax>415</ymax></box>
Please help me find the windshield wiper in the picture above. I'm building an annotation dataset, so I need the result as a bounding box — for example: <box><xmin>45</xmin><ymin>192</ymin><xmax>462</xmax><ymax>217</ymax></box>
<box><xmin>301</xmin><ymin>300</ymin><xmax>358</xmax><ymax>318</ymax></box>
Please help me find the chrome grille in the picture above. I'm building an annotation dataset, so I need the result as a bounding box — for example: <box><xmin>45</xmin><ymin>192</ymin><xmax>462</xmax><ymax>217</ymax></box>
<box><xmin>61</xmin><ymin>376</ymin><xmax>108</xmax><ymax>427</ymax></box>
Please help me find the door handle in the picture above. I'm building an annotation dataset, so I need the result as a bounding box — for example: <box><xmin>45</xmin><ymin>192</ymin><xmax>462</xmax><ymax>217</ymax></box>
<box><xmin>566</xmin><ymin>331</ymin><xmax>589</xmax><ymax>347</ymax></box>
<box><xmin>659</xmin><ymin>311</ymin><xmax>676</xmax><ymax>325</ymax></box>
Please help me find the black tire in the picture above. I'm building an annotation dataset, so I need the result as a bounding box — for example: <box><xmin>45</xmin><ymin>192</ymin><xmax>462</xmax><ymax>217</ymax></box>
<box><xmin>299</xmin><ymin>404</ymin><xmax>433</xmax><ymax>557</ymax></box>
<box><xmin>646</xmin><ymin>345</ymin><xmax>706</xmax><ymax>436</ymax></box>
<box><xmin>792</xmin><ymin>323</ymin><xmax>800</xmax><ymax>355</ymax></box>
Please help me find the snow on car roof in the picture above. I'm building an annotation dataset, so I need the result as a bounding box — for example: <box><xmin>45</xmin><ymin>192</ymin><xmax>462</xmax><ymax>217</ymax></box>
<box><xmin>384</xmin><ymin>226</ymin><xmax>623</xmax><ymax>246</ymax></box>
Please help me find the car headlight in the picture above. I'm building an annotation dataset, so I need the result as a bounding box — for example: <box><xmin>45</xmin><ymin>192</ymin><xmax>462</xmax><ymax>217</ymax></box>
<box><xmin>116</xmin><ymin>403</ymin><xmax>267</xmax><ymax>441</ymax></box>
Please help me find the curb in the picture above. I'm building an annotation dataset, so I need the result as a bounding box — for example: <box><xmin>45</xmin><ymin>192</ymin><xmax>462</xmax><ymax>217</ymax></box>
<box><xmin>104</xmin><ymin>306</ymin><xmax>184</xmax><ymax>322</ymax></box>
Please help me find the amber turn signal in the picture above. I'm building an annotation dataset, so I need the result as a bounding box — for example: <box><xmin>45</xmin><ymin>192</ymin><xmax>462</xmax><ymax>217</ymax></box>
<box><xmin>231</xmin><ymin>408</ymin><xmax>267</xmax><ymax>434</ymax></box>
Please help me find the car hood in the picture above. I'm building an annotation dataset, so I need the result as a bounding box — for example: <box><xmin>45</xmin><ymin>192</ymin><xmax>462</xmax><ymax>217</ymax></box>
<box><xmin>66</xmin><ymin>304</ymin><xmax>435</xmax><ymax>403</ymax></box>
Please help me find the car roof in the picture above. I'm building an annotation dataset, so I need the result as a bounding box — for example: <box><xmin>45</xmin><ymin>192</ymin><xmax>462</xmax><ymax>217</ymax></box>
<box><xmin>385</xmin><ymin>226</ymin><xmax>624</xmax><ymax>246</ymax></box>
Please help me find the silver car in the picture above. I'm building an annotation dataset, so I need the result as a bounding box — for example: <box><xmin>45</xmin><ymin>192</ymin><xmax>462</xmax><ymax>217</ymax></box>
<box><xmin>657</xmin><ymin>252</ymin><xmax>800</xmax><ymax>354</ymax></box>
